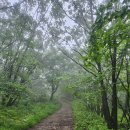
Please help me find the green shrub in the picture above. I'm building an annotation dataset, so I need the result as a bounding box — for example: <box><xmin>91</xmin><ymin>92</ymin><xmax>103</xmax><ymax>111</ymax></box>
<box><xmin>0</xmin><ymin>101</ymin><xmax>60</xmax><ymax>130</ymax></box>
<box><xmin>72</xmin><ymin>100</ymin><xmax>108</xmax><ymax>130</ymax></box>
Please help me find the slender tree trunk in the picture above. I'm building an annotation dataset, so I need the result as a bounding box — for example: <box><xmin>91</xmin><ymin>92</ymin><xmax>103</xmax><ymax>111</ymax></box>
<box><xmin>50</xmin><ymin>92</ymin><xmax>54</xmax><ymax>101</ymax></box>
<box><xmin>111</xmin><ymin>47</ymin><xmax>118</xmax><ymax>130</ymax></box>
<box><xmin>97</xmin><ymin>62</ymin><xmax>111</xmax><ymax>128</ymax></box>
<box><xmin>101</xmin><ymin>80</ymin><xmax>112</xmax><ymax>128</ymax></box>
<box><xmin>125</xmin><ymin>57</ymin><xmax>130</xmax><ymax>121</ymax></box>
<box><xmin>50</xmin><ymin>83</ymin><xmax>55</xmax><ymax>101</ymax></box>
<box><xmin>89</xmin><ymin>0</ymin><xmax>94</xmax><ymax>23</ymax></box>
<box><xmin>126</xmin><ymin>58</ymin><xmax>130</xmax><ymax>113</ymax></box>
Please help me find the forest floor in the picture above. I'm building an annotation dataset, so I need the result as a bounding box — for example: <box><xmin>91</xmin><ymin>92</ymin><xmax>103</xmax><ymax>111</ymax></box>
<box><xmin>28</xmin><ymin>103</ymin><xmax>73</xmax><ymax>130</ymax></box>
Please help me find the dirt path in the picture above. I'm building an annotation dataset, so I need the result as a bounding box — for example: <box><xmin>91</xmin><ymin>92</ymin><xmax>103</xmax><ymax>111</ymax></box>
<box><xmin>29</xmin><ymin>103</ymin><xmax>73</xmax><ymax>130</ymax></box>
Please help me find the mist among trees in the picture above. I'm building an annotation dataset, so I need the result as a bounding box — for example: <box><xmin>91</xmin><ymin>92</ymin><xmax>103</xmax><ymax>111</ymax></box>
<box><xmin>0</xmin><ymin>0</ymin><xmax>130</xmax><ymax>130</ymax></box>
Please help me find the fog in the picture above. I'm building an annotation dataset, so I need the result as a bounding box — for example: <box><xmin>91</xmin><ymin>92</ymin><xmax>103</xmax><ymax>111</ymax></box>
<box><xmin>0</xmin><ymin>0</ymin><xmax>129</xmax><ymax>130</ymax></box>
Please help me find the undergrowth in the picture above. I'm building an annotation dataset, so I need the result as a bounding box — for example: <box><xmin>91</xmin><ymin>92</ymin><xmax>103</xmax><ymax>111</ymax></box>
<box><xmin>0</xmin><ymin>101</ymin><xmax>60</xmax><ymax>130</ymax></box>
<box><xmin>72</xmin><ymin>100</ymin><xmax>108</xmax><ymax>130</ymax></box>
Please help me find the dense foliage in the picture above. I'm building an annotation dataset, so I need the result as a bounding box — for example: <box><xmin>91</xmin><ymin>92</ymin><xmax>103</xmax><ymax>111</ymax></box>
<box><xmin>72</xmin><ymin>100</ymin><xmax>108</xmax><ymax>130</ymax></box>
<box><xmin>84</xmin><ymin>0</ymin><xmax>130</xmax><ymax>129</ymax></box>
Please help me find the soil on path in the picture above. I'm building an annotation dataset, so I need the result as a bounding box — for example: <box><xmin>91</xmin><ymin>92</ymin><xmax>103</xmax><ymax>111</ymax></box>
<box><xmin>29</xmin><ymin>103</ymin><xmax>73</xmax><ymax>130</ymax></box>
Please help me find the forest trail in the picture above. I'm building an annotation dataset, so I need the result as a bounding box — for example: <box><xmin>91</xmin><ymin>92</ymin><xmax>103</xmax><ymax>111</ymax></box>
<box><xmin>28</xmin><ymin>103</ymin><xmax>73</xmax><ymax>130</ymax></box>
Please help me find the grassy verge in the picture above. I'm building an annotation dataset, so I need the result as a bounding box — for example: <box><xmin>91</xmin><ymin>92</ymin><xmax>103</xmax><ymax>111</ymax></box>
<box><xmin>72</xmin><ymin>100</ymin><xmax>108</xmax><ymax>130</ymax></box>
<box><xmin>0</xmin><ymin>101</ymin><xmax>60</xmax><ymax>130</ymax></box>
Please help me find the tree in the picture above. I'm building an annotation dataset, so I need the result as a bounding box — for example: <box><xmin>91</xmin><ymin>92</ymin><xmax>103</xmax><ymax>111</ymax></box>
<box><xmin>0</xmin><ymin>4</ymin><xmax>43</xmax><ymax>106</ymax></box>
<box><xmin>42</xmin><ymin>46</ymin><xmax>68</xmax><ymax>100</ymax></box>
<box><xmin>85</xmin><ymin>0</ymin><xmax>130</xmax><ymax>129</ymax></box>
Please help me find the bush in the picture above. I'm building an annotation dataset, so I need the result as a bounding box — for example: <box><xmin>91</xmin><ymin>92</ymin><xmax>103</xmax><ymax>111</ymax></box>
<box><xmin>0</xmin><ymin>101</ymin><xmax>60</xmax><ymax>130</ymax></box>
<box><xmin>72</xmin><ymin>100</ymin><xmax>108</xmax><ymax>130</ymax></box>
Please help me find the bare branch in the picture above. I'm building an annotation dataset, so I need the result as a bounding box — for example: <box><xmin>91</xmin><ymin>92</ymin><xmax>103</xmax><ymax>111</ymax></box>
<box><xmin>59</xmin><ymin>48</ymin><xmax>97</xmax><ymax>77</ymax></box>
<box><xmin>53</xmin><ymin>0</ymin><xmax>90</xmax><ymax>33</ymax></box>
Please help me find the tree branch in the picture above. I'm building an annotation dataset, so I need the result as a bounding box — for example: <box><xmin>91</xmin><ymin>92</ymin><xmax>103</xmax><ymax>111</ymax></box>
<box><xmin>59</xmin><ymin>48</ymin><xmax>97</xmax><ymax>77</ymax></box>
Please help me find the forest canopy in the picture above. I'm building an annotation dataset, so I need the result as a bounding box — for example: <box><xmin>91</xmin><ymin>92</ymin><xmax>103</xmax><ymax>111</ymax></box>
<box><xmin>0</xmin><ymin>0</ymin><xmax>130</xmax><ymax>130</ymax></box>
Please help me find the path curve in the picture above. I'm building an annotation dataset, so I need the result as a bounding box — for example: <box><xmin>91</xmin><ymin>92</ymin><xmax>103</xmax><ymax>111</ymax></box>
<box><xmin>29</xmin><ymin>103</ymin><xmax>73</xmax><ymax>130</ymax></box>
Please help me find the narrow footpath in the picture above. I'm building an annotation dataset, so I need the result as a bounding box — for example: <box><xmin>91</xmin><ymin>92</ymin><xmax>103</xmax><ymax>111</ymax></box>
<box><xmin>29</xmin><ymin>103</ymin><xmax>73</xmax><ymax>130</ymax></box>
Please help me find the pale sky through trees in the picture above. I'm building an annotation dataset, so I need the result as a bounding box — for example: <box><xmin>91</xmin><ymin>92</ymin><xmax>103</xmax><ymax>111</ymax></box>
<box><xmin>7</xmin><ymin>0</ymin><xmax>104</xmax><ymax>30</ymax></box>
<box><xmin>9</xmin><ymin>0</ymin><xmax>104</xmax><ymax>5</ymax></box>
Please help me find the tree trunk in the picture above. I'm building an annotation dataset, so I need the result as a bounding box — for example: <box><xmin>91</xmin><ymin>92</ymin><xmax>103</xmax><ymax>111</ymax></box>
<box><xmin>50</xmin><ymin>92</ymin><xmax>54</xmax><ymax>101</ymax></box>
<box><xmin>89</xmin><ymin>0</ymin><xmax>94</xmax><ymax>23</ymax></box>
<box><xmin>96</xmin><ymin>62</ymin><xmax>111</xmax><ymax>128</ymax></box>
<box><xmin>101</xmin><ymin>81</ymin><xmax>112</xmax><ymax>128</ymax></box>
<box><xmin>126</xmin><ymin>58</ymin><xmax>130</xmax><ymax>114</ymax></box>
<box><xmin>111</xmin><ymin>47</ymin><xmax>118</xmax><ymax>130</ymax></box>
